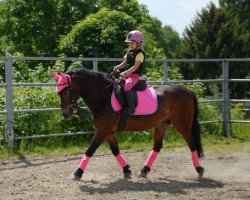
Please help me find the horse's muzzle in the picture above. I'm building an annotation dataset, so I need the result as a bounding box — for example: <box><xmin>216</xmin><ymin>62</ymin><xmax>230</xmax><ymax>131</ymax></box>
<box><xmin>61</xmin><ymin>108</ymin><xmax>74</xmax><ymax>118</ymax></box>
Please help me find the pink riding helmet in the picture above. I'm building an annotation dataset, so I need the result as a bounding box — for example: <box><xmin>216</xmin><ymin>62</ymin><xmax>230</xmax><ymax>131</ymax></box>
<box><xmin>125</xmin><ymin>30</ymin><xmax>144</xmax><ymax>42</ymax></box>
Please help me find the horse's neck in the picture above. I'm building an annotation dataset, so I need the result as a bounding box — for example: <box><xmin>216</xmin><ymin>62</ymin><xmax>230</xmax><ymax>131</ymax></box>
<box><xmin>75</xmin><ymin>76</ymin><xmax>112</xmax><ymax>114</ymax></box>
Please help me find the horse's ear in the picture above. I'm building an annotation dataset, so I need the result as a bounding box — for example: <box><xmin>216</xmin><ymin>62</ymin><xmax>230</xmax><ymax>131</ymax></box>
<box><xmin>60</xmin><ymin>72</ymin><xmax>65</xmax><ymax>77</ymax></box>
<box><xmin>52</xmin><ymin>72</ymin><xmax>60</xmax><ymax>80</ymax></box>
<box><xmin>60</xmin><ymin>72</ymin><xmax>71</xmax><ymax>84</ymax></box>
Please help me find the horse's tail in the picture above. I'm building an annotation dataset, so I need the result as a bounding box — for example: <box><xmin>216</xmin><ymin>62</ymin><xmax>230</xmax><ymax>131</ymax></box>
<box><xmin>191</xmin><ymin>92</ymin><xmax>204</xmax><ymax>158</ymax></box>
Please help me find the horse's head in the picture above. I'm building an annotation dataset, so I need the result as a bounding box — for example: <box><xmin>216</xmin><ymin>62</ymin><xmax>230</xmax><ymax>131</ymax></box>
<box><xmin>52</xmin><ymin>72</ymin><xmax>80</xmax><ymax>118</ymax></box>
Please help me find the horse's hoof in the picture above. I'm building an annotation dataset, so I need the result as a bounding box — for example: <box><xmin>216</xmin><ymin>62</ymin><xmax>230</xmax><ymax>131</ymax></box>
<box><xmin>138</xmin><ymin>166</ymin><xmax>150</xmax><ymax>178</ymax></box>
<box><xmin>71</xmin><ymin>168</ymin><xmax>83</xmax><ymax>181</ymax></box>
<box><xmin>196</xmin><ymin>166</ymin><xmax>205</xmax><ymax>177</ymax></box>
<box><xmin>71</xmin><ymin>174</ymin><xmax>81</xmax><ymax>181</ymax></box>
<box><xmin>199</xmin><ymin>168</ymin><xmax>205</xmax><ymax>177</ymax></box>
<box><xmin>123</xmin><ymin>165</ymin><xmax>132</xmax><ymax>179</ymax></box>
<box><xmin>138</xmin><ymin>171</ymin><xmax>147</xmax><ymax>178</ymax></box>
<box><xmin>124</xmin><ymin>172</ymin><xmax>132</xmax><ymax>179</ymax></box>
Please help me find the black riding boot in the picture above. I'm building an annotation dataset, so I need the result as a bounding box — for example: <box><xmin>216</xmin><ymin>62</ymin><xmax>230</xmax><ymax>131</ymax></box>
<box><xmin>122</xmin><ymin>90</ymin><xmax>135</xmax><ymax>116</ymax></box>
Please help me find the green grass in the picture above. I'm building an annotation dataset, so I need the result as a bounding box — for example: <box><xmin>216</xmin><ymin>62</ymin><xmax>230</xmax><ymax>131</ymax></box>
<box><xmin>0</xmin><ymin>130</ymin><xmax>249</xmax><ymax>160</ymax></box>
<box><xmin>0</xmin><ymin>122</ymin><xmax>249</xmax><ymax>160</ymax></box>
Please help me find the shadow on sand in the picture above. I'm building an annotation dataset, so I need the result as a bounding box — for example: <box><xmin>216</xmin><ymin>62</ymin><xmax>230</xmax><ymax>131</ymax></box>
<box><xmin>79</xmin><ymin>177</ymin><xmax>224</xmax><ymax>195</ymax></box>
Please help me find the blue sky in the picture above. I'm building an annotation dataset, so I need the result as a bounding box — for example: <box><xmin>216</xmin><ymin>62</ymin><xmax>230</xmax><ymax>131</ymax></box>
<box><xmin>137</xmin><ymin>0</ymin><xmax>219</xmax><ymax>36</ymax></box>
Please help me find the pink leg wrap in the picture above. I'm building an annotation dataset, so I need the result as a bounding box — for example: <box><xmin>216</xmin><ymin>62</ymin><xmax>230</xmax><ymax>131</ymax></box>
<box><xmin>79</xmin><ymin>154</ymin><xmax>90</xmax><ymax>170</ymax></box>
<box><xmin>145</xmin><ymin>150</ymin><xmax>159</xmax><ymax>168</ymax></box>
<box><xmin>191</xmin><ymin>150</ymin><xmax>200</xmax><ymax>168</ymax></box>
<box><xmin>115</xmin><ymin>154</ymin><xmax>128</xmax><ymax>167</ymax></box>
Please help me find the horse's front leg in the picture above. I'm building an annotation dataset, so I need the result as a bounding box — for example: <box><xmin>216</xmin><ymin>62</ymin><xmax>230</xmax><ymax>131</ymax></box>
<box><xmin>73</xmin><ymin>134</ymin><xmax>104</xmax><ymax>181</ymax></box>
<box><xmin>139</xmin><ymin>125</ymin><xmax>167</xmax><ymax>177</ymax></box>
<box><xmin>106</xmin><ymin>134</ymin><xmax>132</xmax><ymax>179</ymax></box>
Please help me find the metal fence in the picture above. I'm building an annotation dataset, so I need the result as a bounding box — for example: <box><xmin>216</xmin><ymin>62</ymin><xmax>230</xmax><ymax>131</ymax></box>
<box><xmin>0</xmin><ymin>56</ymin><xmax>250</xmax><ymax>146</ymax></box>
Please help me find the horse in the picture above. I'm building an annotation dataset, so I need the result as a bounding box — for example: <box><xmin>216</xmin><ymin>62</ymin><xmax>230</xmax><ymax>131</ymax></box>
<box><xmin>52</xmin><ymin>69</ymin><xmax>204</xmax><ymax>180</ymax></box>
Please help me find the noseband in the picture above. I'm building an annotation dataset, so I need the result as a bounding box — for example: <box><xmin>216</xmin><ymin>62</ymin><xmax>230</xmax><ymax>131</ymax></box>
<box><xmin>58</xmin><ymin>75</ymin><xmax>81</xmax><ymax>112</ymax></box>
<box><xmin>58</xmin><ymin>77</ymin><xmax>93</xmax><ymax>115</ymax></box>
<box><xmin>60</xmin><ymin>86</ymin><xmax>80</xmax><ymax>109</ymax></box>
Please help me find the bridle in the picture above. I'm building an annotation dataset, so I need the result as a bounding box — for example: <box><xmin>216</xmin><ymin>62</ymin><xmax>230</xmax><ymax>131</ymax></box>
<box><xmin>60</xmin><ymin>86</ymin><xmax>80</xmax><ymax>109</ymax></box>
<box><xmin>58</xmin><ymin>74</ymin><xmax>114</xmax><ymax>116</ymax></box>
<box><xmin>58</xmin><ymin>76</ymin><xmax>87</xmax><ymax>115</ymax></box>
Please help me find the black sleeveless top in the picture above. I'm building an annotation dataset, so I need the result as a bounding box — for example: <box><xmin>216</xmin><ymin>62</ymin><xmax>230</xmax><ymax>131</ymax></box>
<box><xmin>125</xmin><ymin>48</ymin><xmax>145</xmax><ymax>75</ymax></box>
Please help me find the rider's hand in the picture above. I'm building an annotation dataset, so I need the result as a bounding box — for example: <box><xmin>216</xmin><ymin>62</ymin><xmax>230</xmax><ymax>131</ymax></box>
<box><xmin>113</xmin><ymin>66</ymin><xmax>119</xmax><ymax>72</ymax></box>
<box><xmin>120</xmin><ymin>71</ymin><xmax>127</xmax><ymax>78</ymax></box>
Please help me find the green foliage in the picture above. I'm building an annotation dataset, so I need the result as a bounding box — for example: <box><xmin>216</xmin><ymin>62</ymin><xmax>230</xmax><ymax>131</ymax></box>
<box><xmin>60</xmin><ymin>8</ymin><xmax>136</xmax><ymax>58</ymax></box>
<box><xmin>0</xmin><ymin>60</ymin><xmax>93</xmax><ymax>139</ymax></box>
<box><xmin>231</xmin><ymin>103</ymin><xmax>246</xmax><ymax>120</ymax></box>
<box><xmin>176</xmin><ymin>2</ymin><xmax>250</xmax><ymax>98</ymax></box>
<box><xmin>12</xmin><ymin>85</ymin><xmax>93</xmax><ymax>136</ymax></box>
<box><xmin>0</xmin><ymin>0</ymin><xmax>99</xmax><ymax>56</ymax></box>
<box><xmin>0</xmin><ymin>0</ymin><xmax>58</xmax><ymax>56</ymax></box>
<box><xmin>230</xmin><ymin>103</ymin><xmax>249</xmax><ymax>138</ymax></box>
<box><xmin>161</xmin><ymin>25</ymin><xmax>180</xmax><ymax>58</ymax></box>
<box><xmin>0</xmin><ymin>0</ymin><xmax>180</xmax><ymax>61</ymax></box>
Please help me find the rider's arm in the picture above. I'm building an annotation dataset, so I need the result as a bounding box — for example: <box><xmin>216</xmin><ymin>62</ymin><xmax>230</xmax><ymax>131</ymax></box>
<box><xmin>114</xmin><ymin>60</ymin><xmax>127</xmax><ymax>71</ymax></box>
<box><xmin>123</xmin><ymin>61</ymin><xmax>141</xmax><ymax>75</ymax></box>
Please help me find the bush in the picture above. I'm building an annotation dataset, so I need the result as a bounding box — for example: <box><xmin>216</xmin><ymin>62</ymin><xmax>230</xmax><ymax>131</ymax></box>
<box><xmin>230</xmin><ymin>103</ymin><xmax>249</xmax><ymax>138</ymax></box>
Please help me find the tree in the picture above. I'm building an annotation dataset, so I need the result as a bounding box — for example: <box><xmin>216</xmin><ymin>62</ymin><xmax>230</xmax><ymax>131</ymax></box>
<box><xmin>0</xmin><ymin>0</ymin><xmax>58</xmax><ymax>56</ymax></box>
<box><xmin>0</xmin><ymin>0</ymin><xmax>98</xmax><ymax>56</ymax></box>
<box><xmin>59</xmin><ymin>8</ymin><xmax>136</xmax><ymax>58</ymax></box>
<box><xmin>0</xmin><ymin>0</ymin><xmax>181</xmax><ymax>79</ymax></box>
<box><xmin>161</xmin><ymin>25</ymin><xmax>180</xmax><ymax>58</ymax></box>
<box><xmin>176</xmin><ymin>2</ymin><xmax>250</xmax><ymax>98</ymax></box>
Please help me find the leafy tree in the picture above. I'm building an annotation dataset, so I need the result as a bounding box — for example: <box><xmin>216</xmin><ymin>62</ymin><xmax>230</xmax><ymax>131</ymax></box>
<box><xmin>0</xmin><ymin>0</ymin><xmax>58</xmax><ymax>56</ymax></box>
<box><xmin>176</xmin><ymin>2</ymin><xmax>250</xmax><ymax>98</ymax></box>
<box><xmin>59</xmin><ymin>8</ymin><xmax>136</xmax><ymax>58</ymax></box>
<box><xmin>0</xmin><ymin>0</ymin><xmax>181</xmax><ymax>79</ymax></box>
<box><xmin>0</xmin><ymin>0</ymin><xmax>98</xmax><ymax>56</ymax></box>
<box><xmin>161</xmin><ymin>25</ymin><xmax>180</xmax><ymax>58</ymax></box>
<box><xmin>220</xmin><ymin>0</ymin><xmax>250</xmax><ymax>25</ymax></box>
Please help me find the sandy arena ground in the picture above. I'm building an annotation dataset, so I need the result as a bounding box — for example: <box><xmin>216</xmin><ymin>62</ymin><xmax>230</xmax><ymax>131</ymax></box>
<box><xmin>0</xmin><ymin>147</ymin><xmax>249</xmax><ymax>200</ymax></box>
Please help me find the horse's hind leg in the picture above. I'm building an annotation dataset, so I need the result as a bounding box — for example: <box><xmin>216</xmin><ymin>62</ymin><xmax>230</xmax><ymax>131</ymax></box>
<box><xmin>139</xmin><ymin>124</ymin><xmax>167</xmax><ymax>177</ymax></box>
<box><xmin>172</xmin><ymin>117</ymin><xmax>204</xmax><ymax>177</ymax></box>
<box><xmin>106</xmin><ymin>134</ymin><xmax>132</xmax><ymax>178</ymax></box>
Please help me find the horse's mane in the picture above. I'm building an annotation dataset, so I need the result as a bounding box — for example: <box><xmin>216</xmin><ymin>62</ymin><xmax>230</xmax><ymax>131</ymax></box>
<box><xmin>67</xmin><ymin>68</ymin><xmax>114</xmax><ymax>85</ymax></box>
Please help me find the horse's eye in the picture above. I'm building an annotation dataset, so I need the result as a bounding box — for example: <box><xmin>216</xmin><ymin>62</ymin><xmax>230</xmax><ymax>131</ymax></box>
<box><xmin>60</xmin><ymin>89</ymin><xmax>68</xmax><ymax>96</ymax></box>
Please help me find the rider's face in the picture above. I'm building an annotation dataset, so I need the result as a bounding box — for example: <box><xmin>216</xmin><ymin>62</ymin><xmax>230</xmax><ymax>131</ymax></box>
<box><xmin>127</xmin><ymin>41</ymin><xmax>138</xmax><ymax>50</ymax></box>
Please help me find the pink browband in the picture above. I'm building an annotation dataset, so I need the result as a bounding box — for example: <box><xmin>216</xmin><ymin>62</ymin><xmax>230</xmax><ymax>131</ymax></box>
<box><xmin>52</xmin><ymin>72</ymin><xmax>71</xmax><ymax>93</ymax></box>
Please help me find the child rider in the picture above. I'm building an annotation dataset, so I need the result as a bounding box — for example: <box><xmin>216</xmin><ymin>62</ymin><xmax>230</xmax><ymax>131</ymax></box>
<box><xmin>113</xmin><ymin>30</ymin><xmax>145</xmax><ymax>116</ymax></box>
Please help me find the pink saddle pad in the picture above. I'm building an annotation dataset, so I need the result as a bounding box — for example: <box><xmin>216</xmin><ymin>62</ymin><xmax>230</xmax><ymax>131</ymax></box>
<box><xmin>111</xmin><ymin>86</ymin><xmax>158</xmax><ymax>115</ymax></box>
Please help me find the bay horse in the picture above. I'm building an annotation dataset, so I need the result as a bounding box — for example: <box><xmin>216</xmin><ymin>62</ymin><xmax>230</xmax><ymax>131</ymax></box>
<box><xmin>52</xmin><ymin>69</ymin><xmax>204</xmax><ymax>180</ymax></box>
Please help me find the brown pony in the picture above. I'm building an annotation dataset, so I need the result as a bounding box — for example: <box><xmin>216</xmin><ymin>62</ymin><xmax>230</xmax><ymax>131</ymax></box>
<box><xmin>52</xmin><ymin>69</ymin><xmax>204</xmax><ymax>180</ymax></box>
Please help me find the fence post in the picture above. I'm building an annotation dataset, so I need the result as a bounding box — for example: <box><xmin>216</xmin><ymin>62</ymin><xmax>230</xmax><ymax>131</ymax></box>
<box><xmin>163</xmin><ymin>60</ymin><xmax>168</xmax><ymax>84</ymax></box>
<box><xmin>4</xmin><ymin>57</ymin><xmax>15</xmax><ymax>147</ymax></box>
<box><xmin>93</xmin><ymin>59</ymin><xmax>98</xmax><ymax>72</ymax></box>
<box><xmin>222</xmin><ymin>60</ymin><xmax>230</xmax><ymax>137</ymax></box>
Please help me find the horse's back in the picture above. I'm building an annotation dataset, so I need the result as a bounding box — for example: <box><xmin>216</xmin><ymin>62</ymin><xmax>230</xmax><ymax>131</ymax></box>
<box><xmin>155</xmin><ymin>84</ymin><xmax>193</xmax><ymax>99</ymax></box>
<box><xmin>155</xmin><ymin>84</ymin><xmax>194</xmax><ymax>114</ymax></box>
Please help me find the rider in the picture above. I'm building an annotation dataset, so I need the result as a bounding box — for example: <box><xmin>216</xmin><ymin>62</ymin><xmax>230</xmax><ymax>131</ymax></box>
<box><xmin>113</xmin><ymin>30</ymin><xmax>145</xmax><ymax>116</ymax></box>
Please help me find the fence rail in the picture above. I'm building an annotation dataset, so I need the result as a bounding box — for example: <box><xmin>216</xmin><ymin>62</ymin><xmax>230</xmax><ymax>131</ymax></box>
<box><xmin>0</xmin><ymin>56</ymin><xmax>250</xmax><ymax>145</ymax></box>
